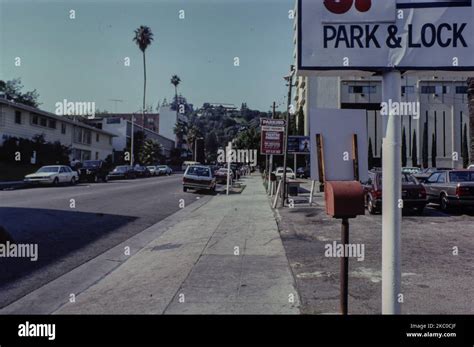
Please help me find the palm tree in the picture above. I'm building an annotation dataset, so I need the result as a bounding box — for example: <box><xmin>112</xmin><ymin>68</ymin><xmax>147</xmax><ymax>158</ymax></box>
<box><xmin>171</xmin><ymin>75</ymin><xmax>181</xmax><ymax>110</ymax></box>
<box><xmin>133</xmin><ymin>25</ymin><xmax>154</xmax><ymax>127</ymax></box>
<box><xmin>171</xmin><ymin>75</ymin><xmax>182</xmax><ymax>148</ymax></box>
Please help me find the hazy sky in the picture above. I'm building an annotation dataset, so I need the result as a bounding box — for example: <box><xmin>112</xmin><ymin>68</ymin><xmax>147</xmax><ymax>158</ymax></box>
<box><xmin>0</xmin><ymin>0</ymin><xmax>295</xmax><ymax>114</ymax></box>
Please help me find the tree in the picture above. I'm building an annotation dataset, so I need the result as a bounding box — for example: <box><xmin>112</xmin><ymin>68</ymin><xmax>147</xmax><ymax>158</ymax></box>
<box><xmin>187</xmin><ymin>126</ymin><xmax>202</xmax><ymax>160</ymax></box>
<box><xmin>368</xmin><ymin>138</ymin><xmax>374</xmax><ymax>170</ymax></box>
<box><xmin>139</xmin><ymin>139</ymin><xmax>163</xmax><ymax>165</ymax></box>
<box><xmin>412</xmin><ymin>130</ymin><xmax>418</xmax><ymax>167</ymax></box>
<box><xmin>462</xmin><ymin>123</ymin><xmax>469</xmax><ymax>168</ymax></box>
<box><xmin>133</xmin><ymin>26</ymin><xmax>154</xmax><ymax>126</ymax></box>
<box><xmin>422</xmin><ymin>122</ymin><xmax>429</xmax><ymax>168</ymax></box>
<box><xmin>132</xmin><ymin>131</ymin><xmax>146</xmax><ymax>164</ymax></box>
<box><xmin>170</xmin><ymin>75</ymin><xmax>181</xmax><ymax>112</ymax></box>
<box><xmin>401</xmin><ymin>127</ymin><xmax>407</xmax><ymax>167</ymax></box>
<box><xmin>205</xmin><ymin>132</ymin><xmax>219</xmax><ymax>162</ymax></box>
<box><xmin>0</xmin><ymin>78</ymin><xmax>40</xmax><ymax>107</ymax></box>
<box><xmin>431</xmin><ymin>134</ymin><xmax>437</xmax><ymax>168</ymax></box>
<box><xmin>288</xmin><ymin>113</ymin><xmax>297</xmax><ymax>136</ymax></box>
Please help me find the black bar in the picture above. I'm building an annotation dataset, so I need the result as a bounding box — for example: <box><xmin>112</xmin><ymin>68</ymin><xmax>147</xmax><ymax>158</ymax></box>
<box><xmin>340</xmin><ymin>218</ymin><xmax>349</xmax><ymax>315</ymax></box>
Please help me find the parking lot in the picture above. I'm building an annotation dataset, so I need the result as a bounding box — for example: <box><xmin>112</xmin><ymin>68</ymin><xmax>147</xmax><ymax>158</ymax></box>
<box><xmin>276</xmin><ymin>182</ymin><xmax>474</xmax><ymax>314</ymax></box>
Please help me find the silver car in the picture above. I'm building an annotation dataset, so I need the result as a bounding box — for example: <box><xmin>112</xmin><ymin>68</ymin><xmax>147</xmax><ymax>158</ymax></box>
<box><xmin>423</xmin><ymin>170</ymin><xmax>474</xmax><ymax>211</ymax></box>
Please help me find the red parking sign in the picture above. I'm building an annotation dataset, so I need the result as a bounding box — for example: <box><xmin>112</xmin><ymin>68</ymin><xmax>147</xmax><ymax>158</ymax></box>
<box><xmin>260</xmin><ymin>118</ymin><xmax>286</xmax><ymax>155</ymax></box>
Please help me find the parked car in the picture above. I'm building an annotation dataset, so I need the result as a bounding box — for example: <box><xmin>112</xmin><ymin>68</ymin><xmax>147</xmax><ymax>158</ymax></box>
<box><xmin>274</xmin><ymin>167</ymin><xmax>296</xmax><ymax>180</ymax></box>
<box><xmin>423</xmin><ymin>170</ymin><xmax>474</xmax><ymax>211</ymax></box>
<box><xmin>183</xmin><ymin>165</ymin><xmax>216</xmax><ymax>192</ymax></box>
<box><xmin>402</xmin><ymin>167</ymin><xmax>422</xmax><ymax>174</ymax></box>
<box><xmin>413</xmin><ymin>167</ymin><xmax>453</xmax><ymax>183</ymax></box>
<box><xmin>107</xmin><ymin>165</ymin><xmax>136</xmax><ymax>180</ymax></box>
<box><xmin>24</xmin><ymin>165</ymin><xmax>78</xmax><ymax>186</ymax></box>
<box><xmin>468</xmin><ymin>164</ymin><xmax>474</xmax><ymax>170</ymax></box>
<box><xmin>363</xmin><ymin>171</ymin><xmax>427</xmax><ymax>215</ymax></box>
<box><xmin>147</xmin><ymin>166</ymin><xmax>158</xmax><ymax>176</ymax></box>
<box><xmin>296</xmin><ymin>167</ymin><xmax>310</xmax><ymax>178</ymax></box>
<box><xmin>214</xmin><ymin>167</ymin><xmax>233</xmax><ymax>184</ymax></box>
<box><xmin>78</xmin><ymin>160</ymin><xmax>110</xmax><ymax>183</ymax></box>
<box><xmin>156</xmin><ymin>165</ymin><xmax>173</xmax><ymax>176</ymax></box>
<box><xmin>134</xmin><ymin>165</ymin><xmax>151</xmax><ymax>178</ymax></box>
<box><xmin>181</xmin><ymin>161</ymin><xmax>200</xmax><ymax>172</ymax></box>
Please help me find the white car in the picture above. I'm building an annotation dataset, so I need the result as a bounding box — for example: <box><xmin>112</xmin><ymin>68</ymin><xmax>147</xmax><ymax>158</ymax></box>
<box><xmin>274</xmin><ymin>167</ymin><xmax>295</xmax><ymax>180</ymax></box>
<box><xmin>156</xmin><ymin>165</ymin><xmax>172</xmax><ymax>176</ymax></box>
<box><xmin>24</xmin><ymin>165</ymin><xmax>78</xmax><ymax>185</ymax></box>
<box><xmin>147</xmin><ymin>166</ymin><xmax>158</xmax><ymax>176</ymax></box>
<box><xmin>468</xmin><ymin>165</ymin><xmax>474</xmax><ymax>170</ymax></box>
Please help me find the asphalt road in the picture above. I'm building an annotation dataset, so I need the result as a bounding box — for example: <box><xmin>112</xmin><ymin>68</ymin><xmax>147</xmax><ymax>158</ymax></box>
<box><xmin>278</xmin><ymin>183</ymin><xmax>474</xmax><ymax>314</ymax></box>
<box><xmin>0</xmin><ymin>174</ymin><xmax>205</xmax><ymax>308</ymax></box>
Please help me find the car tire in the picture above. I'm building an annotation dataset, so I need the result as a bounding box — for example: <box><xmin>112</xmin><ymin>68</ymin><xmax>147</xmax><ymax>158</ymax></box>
<box><xmin>367</xmin><ymin>195</ymin><xmax>378</xmax><ymax>215</ymax></box>
<box><xmin>103</xmin><ymin>176</ymin><xmax>108</xmax><ymax>183</ymax></box>
<box><xmin>70</xmin><ymin>177</ymin><xmax>76</xmax><ymax>185</ymax></box>
<box><xmin>183</xmin><ymin>186</ymin><xmax>187</xmax><ymax>192</ymax></box>
<box><xmin>440</xmin><ymin>194</ymin><xmax>450</xmax><ymax>212</ymax></box>
<box><xmin>53</xmin><ymin>177</ymin><xmax>59</xmax><ymax>186</ymax></box>
<box><xmin>414</xmin><ymin>207</ymin><xmax>424</xmax><ymax>215</ymax></box>
<box><xmin>94</xmin><ymin>175</ymin><xmax>99</xmax><ymax>183</ymax></box>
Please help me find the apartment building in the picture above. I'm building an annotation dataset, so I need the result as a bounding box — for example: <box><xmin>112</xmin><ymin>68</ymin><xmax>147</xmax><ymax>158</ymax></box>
<box><xmin>0</xmin><ymin>99</ymin><xmax>115</xmax><ymax>162</ymax></box>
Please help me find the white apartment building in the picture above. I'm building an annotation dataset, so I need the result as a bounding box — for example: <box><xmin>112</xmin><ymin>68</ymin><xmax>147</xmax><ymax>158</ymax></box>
<box><xmin>0</xmin><ymin>99</ymin><xmax>115</xmax><ymax>162</ymax></box>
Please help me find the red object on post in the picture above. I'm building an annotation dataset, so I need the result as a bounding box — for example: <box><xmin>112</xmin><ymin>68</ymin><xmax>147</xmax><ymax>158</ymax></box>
<box><xmin>325</xmin><ymin>181</ymin><xmax>365</xmax><ymax>219</ymax></box>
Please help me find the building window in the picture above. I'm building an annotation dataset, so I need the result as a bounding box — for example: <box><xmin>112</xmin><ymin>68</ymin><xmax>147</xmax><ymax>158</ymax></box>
<box><xmin>61</xmin><ymin>123</ymin><xmax>66</xmax><ymax>134</ymax></box>
<box><xmin>40</xmin><ymin>117</ymin><xmax>47</xmax><ymax>127</ymax></box>
<box><xmin>349</xmin><ymin>85</ymin><xmax>376</xmax><ymax>94</ymax></box>
<box><xmin>401</xmin><ymin>86</ymin><xmax>414</xmax><ymax>94</ymax></box>
<box><xmin>95</xmin><ymin>152</ymin><xmax>99</xmax><ymax>160</ymax></box>
<box><xmin>15</xmin><ymin>111</ymin><xmax>22</xmax><ymax>124</ymax></box>
<box><xmin>96</xmin><ymin>133</ymin><xmax>100</xmax><ymax>142</ymax></box>
<box><xmin>73</xmin><ymin>127</ymin><xmax>92</xmax><ymax>145</ymax></box>
<box><xmin>72</xmin><ymin>148</ymin><xmax>91</xmax><ymax>161</ymax></box>
<box><xmin>421</xmin><ymin>86</ymin><xmax>448</xmax><ymax>94</ymax></box>
<box><xmin>48</xmin><ymin>119</ymin><xmax>56</xmax><ymax>129</ymax></box>
<box><xmin>455</xmin><ymin>86</ymin><xmax>468</xmax><ymax>94</ymax></box>
<box><xmin>31</xmin><ymin>115</ymin><xmax>39</xmax><ymax>125</ymax></box>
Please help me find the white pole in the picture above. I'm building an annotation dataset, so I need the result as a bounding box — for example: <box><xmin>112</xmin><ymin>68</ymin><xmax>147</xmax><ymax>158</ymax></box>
<box><xmin>130</xmin><ymin>117</ymin><xmax>134</xmax><ymax>166</ymax></box>
<box><xmin>381</xmin><ymin>71</ymin><xmax>402</xmax><ymax>314</ymax></box>
<box><xmin>226</xmin><ymin>141</ymin><xmax>232</xmax><ymax>196</ymax></box>
<box><xmin>309</xmin><ymin>180</ymin><xmax>315</xmax><ymax>206</ymax></box>
<box><xmin>268</xmin><ymin>154</ymin><xmax>273</xmax><ymax>195</ymax></box>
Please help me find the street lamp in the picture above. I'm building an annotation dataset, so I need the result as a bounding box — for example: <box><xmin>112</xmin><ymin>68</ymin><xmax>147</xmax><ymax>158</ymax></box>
<box><xmin>281</xmin><ymin>65</ymin><xmax>296</xmax><ymax>207</ymax></box>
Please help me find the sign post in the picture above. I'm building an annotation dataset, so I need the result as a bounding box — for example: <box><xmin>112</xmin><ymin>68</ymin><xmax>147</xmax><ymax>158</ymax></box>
<box><xmin>381</xmin><ymin>71</ymin><xmax>402</xmax><ymax>314</ymax></box>
<box><xmin>297</xmin><ymin>0</ymin><xmax>474</xmax><ymax>314</ymax></box>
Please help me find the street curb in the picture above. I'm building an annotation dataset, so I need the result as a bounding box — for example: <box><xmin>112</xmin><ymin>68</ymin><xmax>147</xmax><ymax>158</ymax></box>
<box><xmin>0</xmin><ymin>194</ymin><xmax>213</xmax><ymax>314</ymax></box>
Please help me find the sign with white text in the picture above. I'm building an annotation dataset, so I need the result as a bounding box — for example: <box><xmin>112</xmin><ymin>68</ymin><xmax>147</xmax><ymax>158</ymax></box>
<box><xmin>260</xmin><ymin>118</ymin><xmax>285</xmax><ymax>155</ymax></box>
<box><xmin>298</xmin><ymin>0</ymin><xmax>474</xmax><ymax>71</ymax></box>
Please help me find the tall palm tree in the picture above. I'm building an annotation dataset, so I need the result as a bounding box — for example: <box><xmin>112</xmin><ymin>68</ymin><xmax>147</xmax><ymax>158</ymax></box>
<box><xmin>171</xmin><ymin>75</ymin><xmax>181</xmax><ymax>109</ymax></box>
<box><xmin>133</xmin><ymin>25</ymin><xmax>154</xmax><ymax>126</ymax></box>
<box><xmin>171</xmin><ymin>75</ymin><xmax>182</xmax><ymax>148</ymax></box>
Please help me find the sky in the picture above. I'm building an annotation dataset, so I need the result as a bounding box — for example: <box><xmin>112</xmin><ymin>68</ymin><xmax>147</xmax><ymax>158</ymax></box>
<box><xmin>0</xmin><ymin>0</ymin><xmax>295</xmax><ymax>114</ymax></box>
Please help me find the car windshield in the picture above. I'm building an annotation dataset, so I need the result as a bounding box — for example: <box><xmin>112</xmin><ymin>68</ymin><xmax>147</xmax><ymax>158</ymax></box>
<box><xmin>37</xmin><ymin>166</ymin><xmax>59</xmax><ymax>173</ymax></box>
<box><xmin>147</xmin><ymin>166</ymin><xmax>155</xmax><ymax>169</ymax></box>
<box><xmin>402</xmin><ymin>174</ymin><xmax>418</xmax><ymax>184</ymax></box>
<box><xmin>449</xmin><ymin>171</ymin><xmax>474</xmax><ymax>182</ymax></box>
<box><xmin>157</xmin><ymin>166</ymin><xmax>166</xmax><ymax>169</ymax></box>
<box><xmin>115</xmin><ymin>166</ymin><xmax>127</xmax><ymax>172</ymax></box>
<box><xmin>83</xmin><ymin>160</ymin><xmax>100</xmax><ymax>168</ymax></box>
<box><xmin>187</xmin><ymin>166</ymin><xmax>210</xmax><ymax>177</ymax></box>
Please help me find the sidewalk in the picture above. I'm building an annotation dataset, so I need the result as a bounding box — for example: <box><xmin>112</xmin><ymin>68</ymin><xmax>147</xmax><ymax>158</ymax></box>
<box><xmin>53</xmin><ymin>174</ymin><xmax>299</xmax><ymax>314</ymax></box>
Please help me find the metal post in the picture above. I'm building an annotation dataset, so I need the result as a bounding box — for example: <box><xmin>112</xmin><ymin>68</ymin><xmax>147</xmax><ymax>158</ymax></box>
<box><xmin>281</xmin><ymin>66</ymin><xmax>294</xmax><ymax>207</ymax></box>
<box><xmin>340</xmin><ymin>218</ymin><xmax>349</xmax><ymax>315</ymax></box>
<box><xmin>130</xmin><ymin>116</ymin><xmax>135</xmax><ymax>166</ymax></box>
<box><xmin>268</xmin><ymin>102</ymin><xmax>276</xmax><ymax>188</ymax></box>
<box><xmin>226</xmin><ymin>141</ymin><xmax>232</xmax><ymax>196</ymax></box>
<box><xmin>381</xmin><ymin>71</ymin><xmax>402</xmax><ymax>314</ymax></box>
<box><xmin>294</xmin><ymin>154</ymin><xmax>297</xmax><ymax>174</ymax></box>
